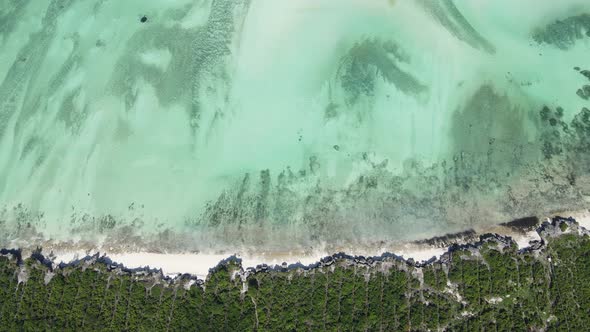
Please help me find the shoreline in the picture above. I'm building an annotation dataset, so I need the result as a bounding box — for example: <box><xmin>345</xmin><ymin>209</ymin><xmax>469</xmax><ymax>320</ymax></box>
<box><xmin>1</xmin><ymin>214</ymin><xmax>586</xmax><ymax>284</ymax></box>
<box><xmin>2</xmin><ymin>215</ymin><xmax>586</xmax><ymax>331</ymax></box>
<box><xmin>18</xmin><ymin>209</ymin><xmax>587</xmax><ymax>279</ymax></box>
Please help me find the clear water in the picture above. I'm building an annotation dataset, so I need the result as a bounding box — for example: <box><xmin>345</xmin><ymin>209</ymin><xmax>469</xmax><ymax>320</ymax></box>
<box><xmin>1</xmin><ymin>0</ymin><xmax>590</xmax><ymax>251</ymax></box>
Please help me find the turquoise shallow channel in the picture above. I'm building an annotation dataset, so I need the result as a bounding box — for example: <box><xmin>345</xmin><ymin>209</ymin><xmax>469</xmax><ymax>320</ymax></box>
<box><xmin>1</xmin><ymin>0</ymin><xmax>590</xmax><ymax>252</ymax></box>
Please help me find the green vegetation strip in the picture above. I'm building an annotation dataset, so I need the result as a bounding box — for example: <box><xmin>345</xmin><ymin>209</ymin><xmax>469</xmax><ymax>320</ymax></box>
<box><xmin>0</xmin><ymin>218</ymin><xmax>589</xmax><ymax>331</ymax></box>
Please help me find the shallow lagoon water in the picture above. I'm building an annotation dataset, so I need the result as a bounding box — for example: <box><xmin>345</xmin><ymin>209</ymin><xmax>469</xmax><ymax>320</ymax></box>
<box><xmin>1</xmin><ymin>0</ymin><xmax>590</xmax><ymax>252</ymax></box>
